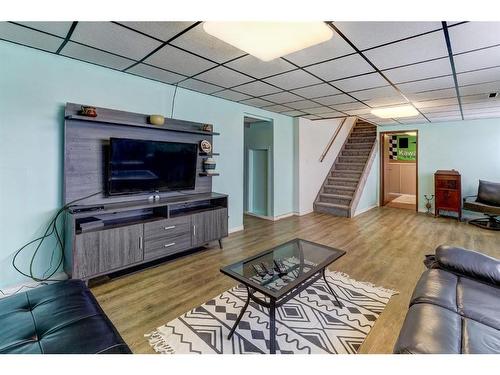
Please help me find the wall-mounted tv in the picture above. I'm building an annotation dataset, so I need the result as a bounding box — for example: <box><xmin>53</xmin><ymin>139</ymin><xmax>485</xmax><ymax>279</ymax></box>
<box><xmin>108</xmin><ymin>138</ymin><xmax>198</xmax><ymax>196</ymax></box>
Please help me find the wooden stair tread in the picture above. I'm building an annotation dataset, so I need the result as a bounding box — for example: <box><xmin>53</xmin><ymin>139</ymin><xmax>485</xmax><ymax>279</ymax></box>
<box><xmin>324</xmin><ymin>184</ymin><xmax>356</xmax><ymax>190</ymax></box>
<box><xmin>315</xmin><ymin>202</ymin><xmax>349</xmax><ymax>209</ymax></box>
<box><xmin>320</xmin><ymin>193</ymin><xmax>353</xmax><ymax>199</ymax></box>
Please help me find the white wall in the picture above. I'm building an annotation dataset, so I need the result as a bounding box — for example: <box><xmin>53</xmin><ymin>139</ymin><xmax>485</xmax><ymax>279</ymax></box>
<box><xmin>295</xmin><ymin>117</ymin><xmax>356</xmax><ymax>215</ymax></box>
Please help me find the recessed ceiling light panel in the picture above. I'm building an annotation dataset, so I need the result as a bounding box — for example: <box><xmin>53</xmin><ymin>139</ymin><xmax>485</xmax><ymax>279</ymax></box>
<box><xmin>371</xmin><ymin>105</ymin><xmax>419</xmax><ymax>119</ymax></box>
<box><xmin>202</xmin><ymin>22</ymin><xmax>333</xmax><ymax>62</ymax></box>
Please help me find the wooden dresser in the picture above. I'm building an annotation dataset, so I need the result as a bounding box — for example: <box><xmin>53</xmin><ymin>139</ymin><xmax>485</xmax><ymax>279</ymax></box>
<box><xmin>434</xmin><ymin>170</ymin><xmax>462</xmax><ymax>221</ymax></box>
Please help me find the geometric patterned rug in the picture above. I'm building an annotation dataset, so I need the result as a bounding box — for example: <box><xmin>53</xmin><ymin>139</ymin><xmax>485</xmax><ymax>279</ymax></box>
<box><xmin>145</xmin><ymin>270</ymin><xmax>398</xmax><ymax>354</ymax></box>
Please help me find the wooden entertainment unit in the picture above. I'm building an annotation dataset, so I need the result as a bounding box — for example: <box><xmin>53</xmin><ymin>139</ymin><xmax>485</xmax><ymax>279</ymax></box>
<box><xmin>63</xmin><ymin>103</ymin><xmax>228</xmax><ymax>283</ymax></box>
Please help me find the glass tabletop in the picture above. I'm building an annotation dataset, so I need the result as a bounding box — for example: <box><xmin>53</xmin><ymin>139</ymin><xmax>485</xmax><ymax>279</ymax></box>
<box><xmin>220</xmin><ymin>238</ymin><xmax>345</xmax><ymax>299</ymax></box>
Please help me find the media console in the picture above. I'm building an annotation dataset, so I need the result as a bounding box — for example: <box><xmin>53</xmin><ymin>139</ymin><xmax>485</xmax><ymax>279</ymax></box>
<box><xmin>64</xmin><ymin>193</ymin><xmax>228</xmax><ymax>282</ymax></box>
<box><xmin>63</xmin><ymin>103</ymin><xmax>229</xmax><ymax>283</ymax></box>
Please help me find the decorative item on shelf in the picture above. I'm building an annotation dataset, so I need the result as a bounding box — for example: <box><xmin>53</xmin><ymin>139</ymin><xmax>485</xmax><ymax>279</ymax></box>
<box><xmin>148</xmin><ymin>114</ymin><xmax>165</xmax><ymax>126</ymax></box>
<box><xmin>203</xmin><ymin>157</ymin><xmax>217</xmax><ymax>174</ymax></box>
<box><xmin>199</xmin><ymin>139</ymin><xmax>212</xmax><ymax>154</ymax></box>
<box><xmin>79</xmin><ymin>105</ymin><xmax>97</xmax><ymax>117</ymax></box>
<box><xmin>202</xmin><ymin>124</ymin><xmax>213</xmax><ymax>132</ymax></box>
<box><xmin>424</xmin><ymin>194</ymin><xmax>434</xmax><ymax>215</ymax></box>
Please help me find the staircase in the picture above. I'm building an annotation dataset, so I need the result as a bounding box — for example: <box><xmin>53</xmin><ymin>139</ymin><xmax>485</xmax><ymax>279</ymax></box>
<box><xmin>314</xmin><ymin>119</ymin><xmax>377</xmax><ymax>217</ymax></box>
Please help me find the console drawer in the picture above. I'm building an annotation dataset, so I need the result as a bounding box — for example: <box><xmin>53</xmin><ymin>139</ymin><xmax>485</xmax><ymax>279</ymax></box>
<box><xmin>144</xmin><ymin>216</ymin><xmax>191</xmax><ymax>240</ymax></box>
<box><xmin>144</xmin><ymin>232</ymin><xmax>192</xmax><ymax>260</ymax></box>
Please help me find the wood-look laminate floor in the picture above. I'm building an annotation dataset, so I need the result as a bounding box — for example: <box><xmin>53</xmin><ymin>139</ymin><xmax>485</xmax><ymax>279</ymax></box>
<box><xmin>91</xmin><ymin>207</ymin><xmax>500</xmax><ymax>354</ymax></box>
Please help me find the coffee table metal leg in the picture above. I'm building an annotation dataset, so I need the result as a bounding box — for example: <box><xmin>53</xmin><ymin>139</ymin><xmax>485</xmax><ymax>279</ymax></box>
<box><xmin>269</xmin><ymin>298</ymin><xmax>276</xmax><ymax>354</ymax></box>
<box><xmin>322</xmin><ymin>268</ymin><xmax>343</xmax><ymax>308</ymax></box>
<box><xmin>228</xmin><ymin>285</ymin><xmax>250</xmax><ymax>339</ymax></box>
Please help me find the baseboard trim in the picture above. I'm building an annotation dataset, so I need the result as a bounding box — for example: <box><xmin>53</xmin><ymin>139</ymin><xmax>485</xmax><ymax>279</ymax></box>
<box><xmin>0</xmin><ymin>272</ymin><xmax>68</xmax><ymax>299</ymax></box>
<box><xmin>244</xmin><ymin>212</ymin><xmax>295</xmax><ymax>221</ymax></box>
<box><xmin>354</xmin><ymin>204</ymin><xmax>379</xmax><ymax>216</ymax></box>
<box><xmin>228</xmin><ymin>225</ymin><xmax>244</xmax><ymax>234</ymax></box>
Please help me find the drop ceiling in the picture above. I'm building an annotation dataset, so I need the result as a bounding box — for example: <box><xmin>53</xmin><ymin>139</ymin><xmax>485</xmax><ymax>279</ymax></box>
<box><xmin>1</xmin><ymin>21</ymin><xmax>500</xmax><ymax>125</ymax></box>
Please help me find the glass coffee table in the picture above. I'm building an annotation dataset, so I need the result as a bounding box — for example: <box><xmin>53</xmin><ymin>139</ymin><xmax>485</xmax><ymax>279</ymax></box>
<box><xmin>220</xmin><ymin>238</ymin><xmax>345</xmax><ymax>354</ymax></box>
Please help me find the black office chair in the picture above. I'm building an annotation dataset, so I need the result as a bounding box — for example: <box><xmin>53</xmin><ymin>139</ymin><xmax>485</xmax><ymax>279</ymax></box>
<box><xmin>463</xmin><ymin>180</ymin><xmax>500</xmax><ymax>231</ymax></box>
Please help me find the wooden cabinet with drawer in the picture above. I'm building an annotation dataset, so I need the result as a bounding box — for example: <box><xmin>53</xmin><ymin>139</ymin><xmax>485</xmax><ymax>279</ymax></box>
<box><xmin>435</xmin><ymin>170</ymin><xmax>462</xmax><ymax>221</ymax></box>
<box><xmin>143</xmin><ymin>216</ymin><xmax>192</xmax><ymax>260</ymax></box>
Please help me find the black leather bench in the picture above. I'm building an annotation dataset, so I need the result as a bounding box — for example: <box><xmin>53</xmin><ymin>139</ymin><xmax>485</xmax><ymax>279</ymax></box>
<box><xmin>394</xmin><ymin>245</ymin><xmax>500</xmax><ymax>354</ymax></box>
<box><xmin>0</xmin><ymin>279</ymin><xmax>131</xmax><ymax>354</ymax></box>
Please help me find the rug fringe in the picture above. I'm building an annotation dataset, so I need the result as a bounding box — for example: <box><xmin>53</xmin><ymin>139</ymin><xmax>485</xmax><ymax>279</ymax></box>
<box><xmin>328</xmin><ymin>270</ymin><xmax>399</xmax><ymax>296</ymax></box>
<box><xmin>145</xmin><ymin>329</ymin><xmax>175</xmax><ymax>354</ymax></box>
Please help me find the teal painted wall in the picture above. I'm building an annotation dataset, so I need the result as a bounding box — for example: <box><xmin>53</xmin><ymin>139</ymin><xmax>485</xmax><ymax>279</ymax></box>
<box><xmin>243</xmin><ymin>121</ymin><xmax>273</xmax><ymax>216</ymax></box>
<box><xmin>356</xmin><ymin>118</ymin><xmax>500</xmax><ymax>214</ymax></box>
<box><xmin>0</xmin><ymin>41</ymin><xmax>294</xmax><ymax>288</ymax></box>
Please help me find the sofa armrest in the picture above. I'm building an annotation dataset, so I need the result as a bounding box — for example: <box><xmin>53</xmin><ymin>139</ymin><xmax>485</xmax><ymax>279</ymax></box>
<box><xmin>435</xmin><ymin>245</ymin><xmax>500</xmax><ymax>286</ymax></box>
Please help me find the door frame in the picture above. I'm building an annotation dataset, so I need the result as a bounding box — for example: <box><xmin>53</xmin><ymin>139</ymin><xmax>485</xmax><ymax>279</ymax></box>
<box><xmin>379</xmin><ymin>130</ymin><xmax>419</xmax><ymax>212</ymax></box>
<box><xmin>246</xmin><ymin>147</ymin><xmax>272</xmax><ymax>217</ymax></box>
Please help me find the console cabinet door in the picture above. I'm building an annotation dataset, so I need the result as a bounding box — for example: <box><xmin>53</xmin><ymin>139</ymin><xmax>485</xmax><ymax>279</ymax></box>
<box><xmin>74</xmin><ymin>224</ymin><xmax>144</xmax><ymax>279</ymax></box>
<box><xmin>191</xmin><ymin>208</ymin><xmax>228</xmax><ymax>246</ymax></box>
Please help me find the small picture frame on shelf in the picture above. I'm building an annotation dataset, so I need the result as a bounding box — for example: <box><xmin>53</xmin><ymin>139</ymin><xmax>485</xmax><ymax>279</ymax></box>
<box><xmin>199</xmin><ymin>139</ymin><xmax>212</xmax><ymax>154</ymax></box>
<box><xmin>202</xmin><ymin>124</ymin><xmax>213</xmax><ymax>132</ymax></box>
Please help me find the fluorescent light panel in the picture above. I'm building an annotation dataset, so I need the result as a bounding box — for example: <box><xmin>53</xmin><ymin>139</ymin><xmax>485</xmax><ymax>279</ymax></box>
<box><xmin>371</xmin><ymin>105</ymin><xmax>419</xmax><ymax>118</ymax></box>
<box><xmin>203</xmin><ymin>22</ymin><xmax>333</xmax><ymax>62</ymax></box>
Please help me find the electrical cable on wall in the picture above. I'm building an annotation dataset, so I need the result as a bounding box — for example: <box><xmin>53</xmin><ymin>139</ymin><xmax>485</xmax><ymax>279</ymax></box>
<box><xmin>0</xmin><ymin>191</ymin><xmax>102</xmax><ymax>297</ymax></box>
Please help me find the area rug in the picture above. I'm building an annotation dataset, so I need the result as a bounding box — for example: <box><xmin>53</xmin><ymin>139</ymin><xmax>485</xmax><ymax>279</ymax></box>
<box><xmin>145</xmin><ymin>271</ymin><xmax>398</xmax><ymax>354</ymax></box>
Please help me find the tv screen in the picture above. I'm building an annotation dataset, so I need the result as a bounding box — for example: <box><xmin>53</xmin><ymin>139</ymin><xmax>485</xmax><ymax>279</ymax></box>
<box><xmin>108</xmin><ymin>138</ymin><xmax>198</xmax><ymax>196</ymax></box>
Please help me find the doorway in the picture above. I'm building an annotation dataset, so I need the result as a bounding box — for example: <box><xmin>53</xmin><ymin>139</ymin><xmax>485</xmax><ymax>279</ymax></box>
<box><xmin>244</xmin><ymin>116</ymin><xmax>273</xmax><ymax>218</ymax></box>
<box><xmin>380</xmin><ymin>131</ymin><xmax>418</xmax><ymax>211</ymax></box>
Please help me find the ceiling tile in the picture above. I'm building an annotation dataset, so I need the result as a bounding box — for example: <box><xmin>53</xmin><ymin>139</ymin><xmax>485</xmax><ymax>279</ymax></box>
<box><xmin>463</xmin><ymin>106</ymin><xmax>500</xmax><ymax>115</ymax></box>
<box><xmin>412</xmin><ymin>97</ymin><xmax>458</xmax><ymax>108</ymax></box>
<box><xmin>71</xmin><ymin>22</ymin><xmax>161</xmax><ymax>60</ymax></box>
<box><xmin>144</xmin><ymin>45</ymin><xmax>216</xmax><ymax>76</ymax></box>
<box><xmin>281</xmin><ymin>110</ymin><xmax>304</xmax><ymax>116</ymax></box>
<box><xmin>232</xmin><ymin>81</ymin><xmax>281</xmax><ymax>96</ymax></box>
<box><xmin>453</xmin><ymin>45</ymin><xmax>500</xmax><ymax>73</ymax></box>
<box><xmin>283</xmin><ymin>32</ymin><xmax>355</xmax><ymax>66</ymax></box>
<box><xmin>291</xmin><ymin>83</ymin><xmax>340</xmax><ymax>98</ymax></box>
<box><xmin>332</xmin><ymin>72</ymin><xmax>388</xmax><ymax>92</ymax></box>
<box><xmin>333</xmin><ymin>102</ymin><xmax>370</xmax><ymax>111</ymax></box>
<box><xmin>464</xmin><ymin>110</ymin><xmax>500</xmax><ymax>120</ymax></box>
<box><xmin>170</xmin><ymin>23</ymin><xmax>245</xmax><ymax>63</ymax></box>
<box><xmin>17</xmin><ymin>21</ymin><xmax>73</xmax><ymax>37</ymax></box>
<box><xmin>61</xmin><ymin>42</ymin><xmax>135</xmax><ymax>70</ymax></box>
<box><xmin>128</xmin><ymin>63</ymin><xmax>185</xmax><ymax>84</ymax></box>
<box><xmin>240</xmin><ymin>97</ymin><xmax>275</xmax><ymax>108</ymax></box>
<box><xmin>283</xmin><ymin>100</ymin><xmax>319</xmax><ymax>110</ymax></box>
<box><xmin>367</xmin><ymin>96</ymin><xmax>408</xmax><ymax>107</ymax></box>
<box><xmin>194</xmin><ymin>66</ymin><xmax>253</xmax><ymax>88</ymax></box>
<box><xmin>261</xmin><ymin>104</ymin><xmax>291</xmax><ymax>113</ymax></box>
<box><xmin>449</xmin><ymin>22</ymin><xmax>500</xmax><ymax>54</ymax></box>
<box><xmin>318</xmin><ymin>111</ymin><xmax>344</xmax><ymax>118</ymax></box>
<box><xmin>407</xmin><ymin>88</ymin><xmax>457</xmax><ymax>101</ymax></box>
<box><xmin>264</xmin><ymin>70</ymin><xmax>322</xmax><ymax>90</ymax></box>
<box><xmin>459</xmin><ymin>81</ymin><xmax>500</xmax><ymax>96</ymax></box>
<box><xmin>261</xmin><ymin>91</ymin><xmax>303</xmax><ymax>104</ymax></box>
<box><xmin>345</xmin><ymin>107</ymin><xmax>372</xmax><ymax>115</ymax></box>
<box><xmin>225</xmin><ymin>55</ymin><xmax>296</xmax><ymax>78</ymax></box>
<box><xmin>305</xmin><ymin>54</ymin><xmax>374</xmax><ymax>81</ymax></box>
<box><xmin>460</xmin><ymin>93</ymin><xmax>495</xmax><ymax>104</ymax></box>
<box><xmin>118</xmin><ymin>22</ymin><xmax>194</xmax><ymax>41</ymax></box>
<box><xmin>350</xmin><ymin>85</ymin><xmax>400</xmax><ymax>101</ymax></box>
<box><xmin>425</xmin><ymin>110</ymin><xmax>461</xmax><ymax>117</ymax></box>
<box><xmin>303</xmin><ymin>114</ymin><xmax>322</xmax><ymax>120</ymax></box>
<box><xmin>456</xmin><ymin>66</ymin><xmax>500</xmax><ymax>86</ymax></box>
<box><xmin>397</xmin><ymin>115</ymin><xmax>428</xmax><ymax>124</ymax></box>
<box><xmin>178</xmin><ymin>78</ymin><xmax>223</xmax><ymax>94</ymax></box>
<box><xmin>212</xmin><ymin>90</ymin><xmax>251</xmax><ymax>101</ymax></box>
<box><xmin>0</xmin><ymin>22</ymin><xmax>63</xmax><ymax>52</ymax></box>
<box><xmin>428</xmin><ymin>115</ymin><xmax>462</xmax><ymax>122</ymax></box>
<box><xmin>315</xmin><ymin>94</ymin><xmax>354</xmax><ymax>106</ymax></box>
<box><xmin>397</xmin><ymin>76</ymin><xmax>455</xmax><ymax>94</ymax></box>
<box><xmin>462</xmin><ymin>100</ymin><xmax>500</xmax><ymax>110</ymax></box>
<box><xmin>364</xmin><ymin>32</ymin><xmax>449</xmax><ymax>70</ymax></box>
<box><xmin>334</xmin><ymin>22</ymin><xmax>442</xmax><ymax>50</ymax></box>
<box><xmin>305</xmin><ymin>106</ymin><xmax>337</xmax><ymax>115</ymax></box>
<box><xmin>375</xmin><ymin>119</ymin><xmax>400</xmax><ymax>126</ymax></box>
<box><xmin>383</xmin><ymin>58</ymin><xmax>452</xmax><ymax>83</ymax></box>
<box><xmin>420</xmin><ymin>104</ymin><xmax>460</xmax><ymax>114</ymax></box>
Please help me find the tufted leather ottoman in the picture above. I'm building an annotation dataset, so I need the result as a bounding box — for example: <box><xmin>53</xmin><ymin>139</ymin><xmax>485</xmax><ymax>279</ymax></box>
<box><xmin>0</xmin><ymin>279</ymin><xmax>131</xmax><ymax>354</ymax></box>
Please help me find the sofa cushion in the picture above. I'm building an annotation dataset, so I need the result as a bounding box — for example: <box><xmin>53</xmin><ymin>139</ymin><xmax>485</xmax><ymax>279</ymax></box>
<box><xmin>458</xmin><ymin>277</ymin><xmax>500</xmax><ymax>329</ymax></box>
<box><xmin>0</xmin><ymin>280</ymin><xmax>131</xmax><ymax>354</ymax></box>
<box><xmin>477</xmin><ymin>179</ymin><xmax>500</xmax><ymax>206</ymax></box>
<box><xmin>462</xmin><ymin>318</ymin><xmax>500</xmax><ymax>354</ymax></box>
<box><xmin>393</xmin><ymin>304</ymin><xmax>461</xmax><ymax>354</ymax></box>
<box><xmin>410</xmin><ymin>269</ymin><xmax>458</xmax><ymax>312</ymax></box>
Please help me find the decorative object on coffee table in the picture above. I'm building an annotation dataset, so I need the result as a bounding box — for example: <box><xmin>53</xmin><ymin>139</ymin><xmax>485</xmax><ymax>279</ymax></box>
<box><xmin>203</xmin><ymin>157</ymin><xmax>216</xmax><ymax>174</ymax></box>
<box><xmin>79</xmin><ymin>105</ymin><xmax>97</xmax><ymax>117</ymax></box>
<box><xmin>424</xmin><ymin>194</ymin><xmax>434</xmax><ymax>214</ymax></box>
<box><xmin>149</xmin><ymin>114</ymin><xmax>165</xmax><ymax>126</ymax></box>
<box><xmin>199</xmin><ymin>139</ymin><xmax>212</xmax><ymax>154</ymax></box>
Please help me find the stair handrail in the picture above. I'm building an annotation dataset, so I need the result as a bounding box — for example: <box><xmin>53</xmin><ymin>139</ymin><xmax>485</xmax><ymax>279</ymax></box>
<box><xmin>319</xmin><ymin>117</ymin><xmax>347</xmax><ymax>162</ymax></box>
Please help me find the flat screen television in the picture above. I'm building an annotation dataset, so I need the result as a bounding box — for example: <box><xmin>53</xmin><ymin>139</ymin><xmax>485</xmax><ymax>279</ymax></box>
<box><xmin>108</xmin><ymin>137</ymin><xmax>198</xmax><ymax>196</ymax></box>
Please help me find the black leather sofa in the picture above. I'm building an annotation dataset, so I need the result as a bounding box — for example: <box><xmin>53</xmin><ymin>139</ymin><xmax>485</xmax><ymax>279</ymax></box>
<box><xmin>394</xmin><ymin>245</ymin><xmax>500</xmax><ymax>354</ymax></box>
<box><xmin>0</xmin><ymin>279</ymin><xmax>131</xmax><ymax>354</ymax></box>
